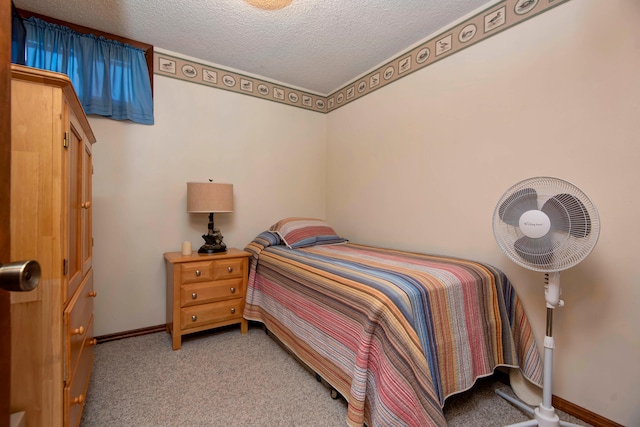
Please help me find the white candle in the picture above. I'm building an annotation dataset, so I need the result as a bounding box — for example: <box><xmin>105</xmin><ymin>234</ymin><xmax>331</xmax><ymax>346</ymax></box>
<box><xmin>181</xmin><ymin>241</ymin><xmax>192</xmax><ymax>256</ymax></box>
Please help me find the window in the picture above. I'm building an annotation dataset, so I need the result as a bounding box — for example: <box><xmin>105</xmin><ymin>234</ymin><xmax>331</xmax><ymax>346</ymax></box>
<box><xmin>15</xmin><ymin>10</ymin><xmax>154</xmax><ymax>125</ymax></box>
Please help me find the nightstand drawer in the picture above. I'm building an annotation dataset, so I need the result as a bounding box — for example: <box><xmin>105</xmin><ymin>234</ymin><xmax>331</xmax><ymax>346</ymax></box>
<box><xmin>180</xmin><ymin>299</ymin><xmax>244</xmax><ymax>330</ymax></box>
<box><xmin>211</xmin><ymin>258</ymin><xmax>245</xmax><ymax>280</ymax></box>
<box><xmin>181</xmin><ymin>279</ymin><xmax>243</xmax><ymax>306</ymax></box>
<box><xmin>181</xmin><ymin>261</ymin><xmax>215</xmax><ymax>283</ymax></box>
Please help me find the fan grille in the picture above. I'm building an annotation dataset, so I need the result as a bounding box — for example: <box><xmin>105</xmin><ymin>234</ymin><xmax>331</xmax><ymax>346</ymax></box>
<box><xmin>492</xmin><ymin>177</ymin><xmax>600</xmax><ymax>272</ymax></box>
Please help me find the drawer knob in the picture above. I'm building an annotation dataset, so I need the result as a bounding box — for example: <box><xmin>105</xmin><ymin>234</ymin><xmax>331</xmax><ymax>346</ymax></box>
<box><xmin>88</xmin><ymin>291</ymin><xmax>97</xmax><ymax>297</ymax></box>
<box><xmin>230</xmin><ymin>307</ymin><xmax>236</xmax><ymax>314</ymax></box>
<box><xmin>227</xmin><ymin>266</ymin><xmax>233</xmax><ymax>273</ymax></box>
<box><xmin>230</xmin><ymin>287</ymin><xmax>236</xmax><ymax>294</ymax></box>
<box><xmin>81</xmin><ymin>201</ymin><xmax>91</xmax><ymax>209</ymax></box>
<box><xmin>89</xmin><ymin>338</ymin><xmax>97</xmax><ymax>346</ymax></box>
<box><xmin>195</xmin><ymin>270</ymin><xmax>201</xmax><ymax>277</ymax></box>
<box><xmin>192</xmin><ymin>292</ymin><xmax>197</xmax><ymax>299</ymax></box>
<box><xmin>191</xmin><ymin>315</ymin><xmax>197</xmax><ymax>322</ymax></box>
<box><xmin>72</xmin><ymin>326</ymin><xmax>85</xmax><ymax>336</ymax></box>
<box><xmin>72</xmin><ymin>394</ymin><xmax>84</xmax><ymax>405</ymax></box>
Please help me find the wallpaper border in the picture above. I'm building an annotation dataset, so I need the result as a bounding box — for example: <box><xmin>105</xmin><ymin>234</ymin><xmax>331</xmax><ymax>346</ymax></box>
<box><xmin>154</xmin><ymin>0</ymin><xmax>570</xmax><ymax>114</ymax></box>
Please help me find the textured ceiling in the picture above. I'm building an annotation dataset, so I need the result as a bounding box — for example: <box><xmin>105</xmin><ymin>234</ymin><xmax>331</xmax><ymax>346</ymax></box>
<box><xmin>14</xmin><ymin>0</ymin><xmax>494</xmax><ymax>95</ymax></box>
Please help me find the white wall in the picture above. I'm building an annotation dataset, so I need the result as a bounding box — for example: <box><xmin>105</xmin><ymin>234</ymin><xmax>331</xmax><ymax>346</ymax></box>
<box><xmin>89</xmin><ymin>73</ymin><xmax>327</xmax><ymax>336</ymax></box>
<box><xmin>326</xmin><ymin>0</ymin><xmax>639</xmax><ymax>425</ymax></box>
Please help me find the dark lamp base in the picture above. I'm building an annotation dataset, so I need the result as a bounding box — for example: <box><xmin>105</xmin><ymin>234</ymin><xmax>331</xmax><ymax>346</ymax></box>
<box><xmin>198</xmin><ymin>213</ymin><xmax>227</xmax><ymax>254</ymax></box>
<box><xmin>198</xmin><ymin>243</ymin><xmax>227</xmax><ymax>254</ymax></box>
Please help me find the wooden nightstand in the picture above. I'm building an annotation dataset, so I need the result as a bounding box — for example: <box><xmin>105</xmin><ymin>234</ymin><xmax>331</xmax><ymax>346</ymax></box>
<box><xmin>164</xmin><ymin>248</ymin><xmax>251</xmax><ymax>350</ymax></box>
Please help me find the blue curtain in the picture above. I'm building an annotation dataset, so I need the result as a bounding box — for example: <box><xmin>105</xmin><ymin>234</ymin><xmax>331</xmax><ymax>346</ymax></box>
<box><xmin>23</xmin><ymin>17</ymin><xmax>154</xmax><ymax>125</ymax></box>
<box><xmin>11</xmin><ymin>3</ymin><xmax>26</xmax><ymax>65</ymax></box>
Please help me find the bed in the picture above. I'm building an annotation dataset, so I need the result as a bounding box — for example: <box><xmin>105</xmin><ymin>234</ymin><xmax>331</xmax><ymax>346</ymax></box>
<box><xmin>243</xmin><ymin>218</ymin><xmax>542</xmax><ymax>427</ymax></box>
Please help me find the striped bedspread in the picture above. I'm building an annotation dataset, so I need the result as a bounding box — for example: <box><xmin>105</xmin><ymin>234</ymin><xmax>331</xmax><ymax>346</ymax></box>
<box><xmin>243</xmin><ymin>232</ymin><xmax>542</xmax><ymax>427</ymax></box>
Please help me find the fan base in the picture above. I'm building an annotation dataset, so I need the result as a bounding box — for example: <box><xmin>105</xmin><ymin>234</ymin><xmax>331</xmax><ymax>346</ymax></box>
<box><xmin>496</xmin><ymin>390</ymin><xmax>584</xmax><ymax>427</ymax></box>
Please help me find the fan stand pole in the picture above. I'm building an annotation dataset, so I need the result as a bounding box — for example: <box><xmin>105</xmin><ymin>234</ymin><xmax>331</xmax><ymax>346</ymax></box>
<box><xmin>496</xmin><ymin>272</ymin><xmax>583</xmax><ymax>427</ymax></box>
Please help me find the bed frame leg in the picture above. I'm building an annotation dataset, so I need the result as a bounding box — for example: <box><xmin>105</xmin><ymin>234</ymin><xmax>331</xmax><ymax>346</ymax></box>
<box><xmin>314</xmin><ymin>372</ymin><xmax>339</xmax><ymax>399</ymax></box>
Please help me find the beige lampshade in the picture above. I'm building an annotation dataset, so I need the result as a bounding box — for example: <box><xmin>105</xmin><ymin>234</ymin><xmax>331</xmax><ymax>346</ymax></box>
<box><xmin>187</xmin><ymin>182</ymin><xmax>234</xmax><ymax>213</ymax></box>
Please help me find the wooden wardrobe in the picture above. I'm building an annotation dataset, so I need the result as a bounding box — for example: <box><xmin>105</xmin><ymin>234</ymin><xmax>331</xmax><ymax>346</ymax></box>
<box><xmin>9</xmin><ymin>64</ymin><xmax>97</xmax><ymax>427</ymax></box>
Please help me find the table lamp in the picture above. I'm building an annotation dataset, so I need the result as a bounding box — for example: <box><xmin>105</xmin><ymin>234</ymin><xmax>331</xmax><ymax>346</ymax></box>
<box><xmin>187</xmin><ymin>182</ymin><xmax>233</xmax><ymax>253</ymax></box>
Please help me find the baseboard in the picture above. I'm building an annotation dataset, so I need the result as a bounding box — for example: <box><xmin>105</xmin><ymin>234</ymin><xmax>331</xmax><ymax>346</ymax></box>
<box><xmin>94</xmin><ymin>324</ymin><xmax>167</xmax><ymax>344</ymax></box>
<box><xmin>552</xmin><ymin>395</ymin><xmax>623</xmax><ymax>427</ymax></box>
<box><xmin>94</xmin><ymin>324</ymin><xmax>622</xmax><ymax>427</ymax></box>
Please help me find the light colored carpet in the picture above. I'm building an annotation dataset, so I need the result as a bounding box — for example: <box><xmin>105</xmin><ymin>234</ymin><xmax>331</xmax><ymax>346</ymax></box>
<box><xmin>80</xmin><ymin>324</ymin><xmax>590</xmax><ymax>426</ymax></box>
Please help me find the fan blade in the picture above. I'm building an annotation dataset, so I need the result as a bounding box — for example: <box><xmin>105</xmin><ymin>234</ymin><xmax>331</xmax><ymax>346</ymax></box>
<box><xmin>514</xmin><ymin>235</ymin><xmax>554</xmax><ymax>266</ymax></box>
<box><xmin>498</xmin><ymin>188</ymin><xmax>538</xmax><ymax>226</ymax></box>
<box><xmin>542</xmin><ymin>193</ymin><xmax>591</xmax><ymax>238</ymax></box>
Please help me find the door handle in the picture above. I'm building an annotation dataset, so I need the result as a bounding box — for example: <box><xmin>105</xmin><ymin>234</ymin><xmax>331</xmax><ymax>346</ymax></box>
<box><xmin>0</xmin><ymin>260</ymin><xmax>41</xmax><ymax>292</ymax></box>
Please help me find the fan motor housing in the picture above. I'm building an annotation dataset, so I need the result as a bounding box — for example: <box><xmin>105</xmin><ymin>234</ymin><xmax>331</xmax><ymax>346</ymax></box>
<box><xmin>519</xmin><ymin>210</ymin><xmax>551</xmax><ymax>239</ymax></box>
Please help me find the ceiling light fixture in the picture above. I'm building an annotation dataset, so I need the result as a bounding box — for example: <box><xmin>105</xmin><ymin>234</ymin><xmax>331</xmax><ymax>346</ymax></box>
<box><xmin>244</xmin><ymin>0</ymin><xmax>293</xmax><ymax>10</ymax></box>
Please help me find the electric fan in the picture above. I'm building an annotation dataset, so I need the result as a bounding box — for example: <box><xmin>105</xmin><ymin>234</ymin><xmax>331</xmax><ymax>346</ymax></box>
<box><xmin>492</xmin><ymin>177</ymin><xmax>600</xmax><ymax>427</ymax></box>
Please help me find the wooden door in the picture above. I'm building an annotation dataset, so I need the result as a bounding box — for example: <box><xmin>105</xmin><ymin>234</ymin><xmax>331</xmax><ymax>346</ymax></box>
<box><xmin>81</xmin><ymin>141</ymin><xmax>92</xmax><ymax>276</ymax></box>
<box><xmin>66</xmin><ymin>113</ymin><xmax>83</xmax><ymax>303</ymax></box>
<box><xmin>67</xmin><ymin>109</ymin><xmax>93</xmax><ymax>300</ymax></box>
<box><xmin>1</xmin><ymin>0</ymin><xmax>12</xmax><ymax>425</ymax></box>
